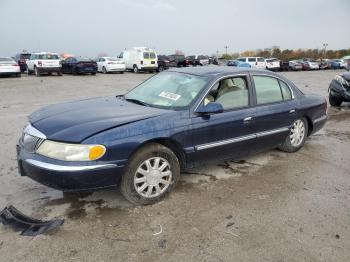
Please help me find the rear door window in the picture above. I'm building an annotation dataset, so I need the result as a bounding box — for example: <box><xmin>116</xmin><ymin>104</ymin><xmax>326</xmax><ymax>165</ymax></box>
<box><xmin>143</xmin><ymin>52</ymin><xmax>150</xmax><ymax>59</ymax></box>
<box><xmin>279</xmin><ymin>80</ymin><xmax>292</xmax><ymax>100</ymax></box>
<box><xmin>253</xmin><ymin>76</ymin><xmax>283</xmax><ymax>104</ymax></box>
<box><xmin>150</xmin><ymin>52</ymin><xmax>156</xmax><ymax>59</ymax></box>
<box><xmin>248</xmin><ymin>58</ymin><xmax>256</xmax><ymax>62</ymax></box>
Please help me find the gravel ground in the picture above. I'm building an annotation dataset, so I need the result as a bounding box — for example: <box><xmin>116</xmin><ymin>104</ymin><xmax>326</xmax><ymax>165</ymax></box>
<box><xmin>0</xmin><ymin>69</ymin><xmax>349</xmax><ymax>262</ymax></box>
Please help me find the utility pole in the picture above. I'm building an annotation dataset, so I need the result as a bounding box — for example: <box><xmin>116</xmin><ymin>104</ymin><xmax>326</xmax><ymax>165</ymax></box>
<box><xmin>224</xmin><ymin>46</ymin><xmax>229</xmax><ymax>55</ymax></box>
<box><xmin>323</xmin><ymin>43</ymin><xmax>328</xmax><ymax>59</ymax></box>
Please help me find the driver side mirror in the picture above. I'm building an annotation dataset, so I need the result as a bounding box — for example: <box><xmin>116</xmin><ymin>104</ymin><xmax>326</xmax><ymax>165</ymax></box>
<box><xmin>196</xmin><ymin>102</ymin><xmax>223</xmax><ymax>115</ymax></box>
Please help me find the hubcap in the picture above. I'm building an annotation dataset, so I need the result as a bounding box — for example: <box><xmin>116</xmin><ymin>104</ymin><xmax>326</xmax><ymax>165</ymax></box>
<box><xmin>134</xmin><ymin>157</ymin><xmax>172</xmax><ymax>198</ymax></box>
<box><xmin>290</xmin><ymin>120</ymin><xmax>305</xmax><ymax>147</ymax></box>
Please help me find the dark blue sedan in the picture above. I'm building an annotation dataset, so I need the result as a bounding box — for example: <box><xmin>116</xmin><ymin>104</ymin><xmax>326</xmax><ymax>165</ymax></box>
<box><xmin>17</xmin><ymin>67</ymin><xmax>327</xmax><ymax>205</ymax></box>
<box><xmin>61</xmin><ymin>56</ymin><xmax>97</xmax><ymax>75</ymax></box>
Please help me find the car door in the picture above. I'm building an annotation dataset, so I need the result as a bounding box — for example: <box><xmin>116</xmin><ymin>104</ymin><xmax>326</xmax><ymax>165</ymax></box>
<box><xmin>188</xmin><ymin>75</ymin><xmax>257</xmax><ymax>166</ymax></box>
<box><xmin>249</xmin><ymin>74</ymin><xmax>298</xmax><ymax>151</ymax></box>
<box><xmin>27</xmin><ymin>54</ymin><xmax>34</xmax><ymax>71</ymax></box>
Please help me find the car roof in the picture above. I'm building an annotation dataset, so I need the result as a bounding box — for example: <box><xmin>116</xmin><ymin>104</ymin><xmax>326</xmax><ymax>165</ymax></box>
<box><xmin>167</xmin><ymin>66</ymin><xmax>275</xmax><ymax>77</ymax></box>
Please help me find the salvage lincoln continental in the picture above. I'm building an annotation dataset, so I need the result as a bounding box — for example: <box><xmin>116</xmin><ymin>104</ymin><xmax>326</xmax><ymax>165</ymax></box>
<box><xmin>17</xmin><ymin>67</ymin><xmax>327</xmax><ymax>205</ymax></box>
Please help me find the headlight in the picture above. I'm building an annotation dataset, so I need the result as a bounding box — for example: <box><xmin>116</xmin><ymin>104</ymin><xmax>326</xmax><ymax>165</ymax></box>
<box><xmin>335</xmin><ymin>75</ymin><xmax>349</xmax><ymax>86</ymax></box>
<box><xmin>36</xmin><ymin>140</ymin><xmax>106</xmax><ymax>161</ymax></box>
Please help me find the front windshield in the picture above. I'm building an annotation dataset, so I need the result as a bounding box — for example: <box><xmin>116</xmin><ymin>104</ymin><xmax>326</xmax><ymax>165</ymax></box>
<box><xmin>125</xmin><ymin>72</ymin><xmax>208</xmax><ymax>110</ymax></box>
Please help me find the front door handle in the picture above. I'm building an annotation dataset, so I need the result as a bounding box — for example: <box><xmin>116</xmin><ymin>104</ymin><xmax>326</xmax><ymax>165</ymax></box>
<box><xmin>289</xmin><ymin>109</ymin><xmax>296</xmax><ymax>113</ymax></box>
<box><xmin>243</xmin><ymin>116</ymin><xmax>253</xmax><ymax>122</ymax></box>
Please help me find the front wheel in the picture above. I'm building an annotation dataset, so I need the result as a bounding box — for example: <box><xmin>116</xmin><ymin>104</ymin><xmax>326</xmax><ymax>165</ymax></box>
<box><xmin>279</xmin><ymin>118</ymin><xmax>308</xmax><ymax>153</ymax></box>
<box><xmin>120</xmin><ymin>143</ymin><xmax>180</xmax><ymax>205</ymax></box>
<box><xmin>329</xmin><ymin>93</ymin><xmax>342</xmax><ymax>106</ymax></box>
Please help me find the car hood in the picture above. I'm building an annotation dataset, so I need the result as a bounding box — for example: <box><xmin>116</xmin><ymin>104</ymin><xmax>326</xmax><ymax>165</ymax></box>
<box><xmin>29</xmin><ymin>96</ymin><xmax>167</xmax><ymax>142</ymax></box>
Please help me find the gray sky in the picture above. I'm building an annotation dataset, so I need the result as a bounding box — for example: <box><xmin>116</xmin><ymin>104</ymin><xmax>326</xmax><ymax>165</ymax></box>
<box><xmin>0</xmin><ymin>0</ymin><xmax>349</xmax><ymax>57</ymax></box>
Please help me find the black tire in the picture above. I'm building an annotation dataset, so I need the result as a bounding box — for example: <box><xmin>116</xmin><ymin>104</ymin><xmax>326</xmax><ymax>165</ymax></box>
<box><xmin>120</xmin><ymin>71</ymin><xmax>124</xmax><ymax>74</ymax></box>
<box><xmin>329</xmin><ymin>93</ymin><xmax>342</xmax><ymax>106</ymax></box>
<box><xmin>34</xmin><ymin>67</ymin><xmax>40</xmax><ymax>77</ymax></box>
<box><xmin>120</xmin><ymin>143</ymin><xmax>180</xmax><ymax>205</ymax></box>
<box><xmin>158</xmin><ymin>66</ymin><xmax>164</xmax><ymax>72</ymax></box>
<box><xmin>72</xmin><ymin>67</ymin><xmax>78</xmax><ymax>75</ymax></box>
<box><xmin>102</xmin><ymin>66</ymin><xmax>107</xmax><ymax>74</ymax></box>
<box><xmin>133</xmin><ymin>65</ymin><xmax>138</xmax><ymax>73</ymax></box>
<box><xmin>278</xmin><ymin>118</ymin><xmax>308</xmax><ymax>153</ymax></box>
<box><xmin>91</xmin><ymin>72</ymin><xmax>96</xmax><ymax>75</ymax></box>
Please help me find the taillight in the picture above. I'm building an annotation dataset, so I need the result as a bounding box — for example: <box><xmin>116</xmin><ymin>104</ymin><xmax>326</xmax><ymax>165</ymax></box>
<box><xmin>38</xmin><ymin>61</ymin><xmax>42</xmax><ymax>66</ymax></box>
<box><xmin>140</xmin><ymin>60</ymin><xmax>143</xmax><ymax>65</ymax></box>
<box><xmin>12</xmin><ymin>64</ymin><xmax>19</xmax><ymax>67</ymax></box>
<box><xmin>108</xmin><ymin>62</ymin><xmax>113</xmax><ymax>64</ymax></box>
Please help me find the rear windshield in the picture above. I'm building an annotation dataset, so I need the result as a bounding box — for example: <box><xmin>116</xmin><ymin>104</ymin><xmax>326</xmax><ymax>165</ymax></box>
<box><xmin>77</xmin><ymin>57</ymin><xmax>93</xmax><ymax>62</ymax></box>
<box><xmin>0</xmin><ymin>58</ymin><xmax>14</xmax><ymax>62</ymax></box>
<box><xmin>257</xmin><ymin>57</ymin><xmax>264</xmax><ymax>62</ymax></box>
<box><xmin>143</xmin><ymin>52</ymin><xmax>156</xmax><ymax>59</ymax></box>
<box><xmin>37</xmin><ymin>54</ymin><xmax>59</xmax><ymax>60</ymax></box>
<box><xmin>20</xmin><ymin>54</ymin><xmax>31</xmax><ymax>59</ymax></box>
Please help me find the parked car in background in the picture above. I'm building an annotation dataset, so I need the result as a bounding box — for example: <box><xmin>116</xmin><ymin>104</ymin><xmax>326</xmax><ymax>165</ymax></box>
<box><xmin>186</xmin><ymin>55</ymin><xmax>209</xmax><ymax>66</ymax></box>
<box><xmin>332</xmin><ymin>59</ymin><xmax>347</xmax><ymax>69</ymax></box>
<box><xmin>0</xmin><ymin>57</ymin><xmax>21</xmax><ymax>77</ymax></box>
<box><xmin>120</xmin><ymin>47</ymin><xmax>158</xmax><ymax>73</ymax></box>
<box><xmin>326</xmin><ymin>60</ymin><xmax>342</xmax><ymax>70</ymax></box>
<box><xmin>27</xmin><ymin>52</ymin><xmax>62</xmax><ymax>76</ymax></box>
<box><xmin>279</xmin><ymin>61</ymin><xmax>290</xmax><ymax>71</ymax></box>
<box><xmin>61</xmin><ymin>57</ymin><xmax>97</xmax><ymax>75</ymax></box>
<box><xmin>14</xmin><ymin>52</ymin><xmax>31</xmax><ymax>72</ymax></box>
<box><xmin>265</xmin><ymin>58</ymin><xmax>280</xmax><ymax>71</ymax></box>
<box><xmin>328</xmin><ymin>72</ymin><xmax>350</xmax><ymax>106</ymax></box>
<box><xmin>299</xmin><ymin>60</ymin><xmax>319</xmax><ymax>70</ymax></box>
<box><xmin>226</xmin><ymin>60</ymin><xmax>251</xmax><ymax>68</ymax></box>
<box><xmin>289</xmin><ymin>60</ymin><xmax>303</xmax><ymax>71</ymax></box>
<box><xmin>237</xmin><ymin>57</ymin><xmax>266</xmax><ymax>69</ymax></box>
<box><xmin>157</xmin><ymin>55</ymin><xmax>177</xmax><ymax>72</ymax></box>
<box><xmin>168</xmin><ymin>54</ymin><xmax>189</xmax><ymax>67</ymax></box>
<box><xmin>96</xmin><ymin>57</ymin><xmax>125</xmax><ymax>74</ymax></box>
<box><xmin>17</xmin><ymin>67</ymin><xmax>327</xmax><ymax>205</ymax></box>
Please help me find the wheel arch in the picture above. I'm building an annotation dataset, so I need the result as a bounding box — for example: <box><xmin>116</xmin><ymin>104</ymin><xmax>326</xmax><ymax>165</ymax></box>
<box><xmin>129</xmin><ymin>138</ymin><xmax>186</xmax><ymax>169</ymax></box>
<box><xmin>302</xmin><ymin>114</ymin><xmax>313</xmax><ymax>136</ymax></box>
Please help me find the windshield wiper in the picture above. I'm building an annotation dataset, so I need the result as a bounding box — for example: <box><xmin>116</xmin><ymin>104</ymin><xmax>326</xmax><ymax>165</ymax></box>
<box><xmin>124</xmin><ymin>98</ymin><xmax>149</xmax><ymax>107</ymax></box>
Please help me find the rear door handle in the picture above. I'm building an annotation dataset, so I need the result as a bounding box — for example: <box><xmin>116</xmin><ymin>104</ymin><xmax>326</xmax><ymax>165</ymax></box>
<box><xmin>289</xmin><ymin>109</ymin><xmax>296</xmax><ymax>113</ymax></box>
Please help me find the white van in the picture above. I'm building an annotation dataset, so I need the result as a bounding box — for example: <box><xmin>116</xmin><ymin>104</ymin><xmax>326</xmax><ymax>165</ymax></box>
<box><xmin>237</xmin><ymin>57</ymin><xmax>266</xmax><ymax>69</ymax></box>
<box><xmin>119</xmin><ymin>47</ymin><xmax>158</xmax><ymax>73</ymax></box>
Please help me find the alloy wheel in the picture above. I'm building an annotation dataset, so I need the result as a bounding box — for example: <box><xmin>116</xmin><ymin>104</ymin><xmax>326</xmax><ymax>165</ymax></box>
<box><xmin>290</xmin><ymin>120</ymin><xmax>305</xmax><ymax>147</ymax></box>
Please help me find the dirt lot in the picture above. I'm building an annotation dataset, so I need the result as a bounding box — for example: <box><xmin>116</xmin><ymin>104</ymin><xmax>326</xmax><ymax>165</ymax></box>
<box><xmin>0</xmin><ymin>69</ymin><xmax>349</xmax><ymax>262</ymax></box>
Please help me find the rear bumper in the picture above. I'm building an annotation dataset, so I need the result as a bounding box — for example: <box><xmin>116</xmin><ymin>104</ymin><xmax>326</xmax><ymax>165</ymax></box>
<box><xmin>311</xmin><ymin>115</ymin><xmax>327</xmax><ymax>135</ymax></box>
<box><xmin>17</xmin><ymin>143</ymin><xmax>124</xmax><ymax>191</ymax></box>
<box><xmin>139</xmin><ymin>66</ymin><xmax>157</xmax><ymax>71</ymax></box>
<box><xmin>37</xmin><ymin>67</ymin><xmax>61</xmax><ymax>73</ymax></box>
<box><xmin>76</xmin><ymin>67</ymin><xmax>97</xmax><ymax>74</ymax></box>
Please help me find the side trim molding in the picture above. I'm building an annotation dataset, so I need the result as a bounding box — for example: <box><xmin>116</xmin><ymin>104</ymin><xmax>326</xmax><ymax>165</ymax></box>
<box><xmin>195</xmin><ymin>127</ymin><xmax>290</xmax><ymax>151</ymax></box>
<box><xmin>24</xmin><ymin>159</ymin><xmax>117</xmax><ymax>172</ymax></box>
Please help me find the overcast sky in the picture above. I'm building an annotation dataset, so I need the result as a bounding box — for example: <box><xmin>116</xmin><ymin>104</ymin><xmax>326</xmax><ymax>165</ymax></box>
<box><xmin>0</xmin><ymin>0</ymin><xmax>349</xmax><ymax>57</ymax></box>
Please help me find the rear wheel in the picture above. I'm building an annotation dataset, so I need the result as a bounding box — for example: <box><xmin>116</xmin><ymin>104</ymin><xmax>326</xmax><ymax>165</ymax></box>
<box><xmin>102</xmin><ymin>66</ymin><xmax>107</xmax><ymax>74</ymax></box>
<box><xmin>329</xmin><ymin>93</ymin><xmax>343</xmax><ymax>106</ymax></box>
<box><xmin>158</xmin><ymin>65</ymin><xmax>164</xmax><ymax>72</ymax></box>
<box><xmin>120</xmin><ymin>143</ymin><xmax>180</xmax><ymax>205</ymax></box>
<box><xmin>133</xmin><ymin>65</ymin><xmax>138</xmax><ymax>73</ymax></box>
<box><xmin>34</xmin><ymin>67</ymin><xmax>40</xmax><ymax>77</ymax></box>
<box><xmin>279</xmin><ymin>118</ymin><xmax>308</xmax><ymax>153</ymax></box>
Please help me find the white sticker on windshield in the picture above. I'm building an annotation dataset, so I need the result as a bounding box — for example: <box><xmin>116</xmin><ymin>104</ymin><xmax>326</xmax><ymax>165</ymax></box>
<box><xmin>158</xmin><ymin>91</ymin><xmax>181</xmax><ymax>101</ymax></box>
